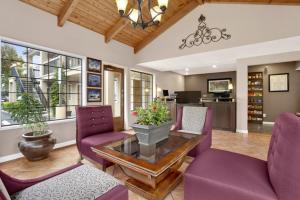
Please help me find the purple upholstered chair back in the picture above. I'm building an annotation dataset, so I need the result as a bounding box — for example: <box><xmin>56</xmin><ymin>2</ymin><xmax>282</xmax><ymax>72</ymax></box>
<box><xmin>174</xmin><ymin>106</ymin><xmax>213</xmax><ymax>156</ymax></box>
<box><xmin>76</xmin><ymin>106</ymin><xmax>114</xmax><ymax>145</ymax></box>
<box><xmin>267</xmin><ymin>113</ymin><xmax>300</xmax><ymax>200</ymax></box>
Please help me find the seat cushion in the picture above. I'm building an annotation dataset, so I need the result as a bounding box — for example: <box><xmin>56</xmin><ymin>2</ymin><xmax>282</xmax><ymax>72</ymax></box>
<box><xmin>11</xmin><ymin>165</ymin><xmax>121</xmax><ymax>200</ymax></box>
<box><xmin>80</xmin><ymin>132</ymin><xmax>126</xmax><ymax>166</ymax></box>
<box><xmin>184</xmin><ymin>149</ymin><xmax>277</xmax><ymax>200</ymax></box>
<box><xmin>182</xmin><ymin>106</ymin><xmax>207</xmax><ymax>134</ymax></box>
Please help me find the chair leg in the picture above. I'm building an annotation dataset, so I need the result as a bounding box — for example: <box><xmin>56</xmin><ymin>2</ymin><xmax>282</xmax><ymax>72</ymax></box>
<box><xmin>78</xmin><ymin>154</ymin><xmax>83</xmax><ymax>163</ymax></box>
<box><xmin>112</xmin><ymin>164</ymin><xmax>118</xmax><ymax>176</ymax></box>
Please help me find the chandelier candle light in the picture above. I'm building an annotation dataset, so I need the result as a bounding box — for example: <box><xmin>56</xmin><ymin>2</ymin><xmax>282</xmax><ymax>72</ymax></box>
<box><xmin>116</xmin><ymin>0</ymin><xmax>169</xmax><ymax>29</ymax></box>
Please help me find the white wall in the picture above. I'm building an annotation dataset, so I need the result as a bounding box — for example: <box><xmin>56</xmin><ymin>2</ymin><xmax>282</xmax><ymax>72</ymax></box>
<box><xmin>136</xmin><ymin>3</ymin><xmax>300</xmax><ymax>64</ymax></box>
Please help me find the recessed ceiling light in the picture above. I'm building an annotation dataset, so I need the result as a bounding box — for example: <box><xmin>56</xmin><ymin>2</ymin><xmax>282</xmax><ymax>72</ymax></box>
<box><xmin>212</xmin><ymin>65</ymin><xmax>217</xmax><ymax>68</ymax></box>
<box><xmin>185</xmin><ymin>68</ymin><xmax>189</xmax><ymax>72</ymax></box>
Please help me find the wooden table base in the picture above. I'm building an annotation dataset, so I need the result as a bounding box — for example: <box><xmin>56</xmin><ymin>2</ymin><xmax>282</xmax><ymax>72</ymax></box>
<box><xmin>125</xmin><ymin>171</ymin><xmax>183</xmax><ymax>200</ymax></box>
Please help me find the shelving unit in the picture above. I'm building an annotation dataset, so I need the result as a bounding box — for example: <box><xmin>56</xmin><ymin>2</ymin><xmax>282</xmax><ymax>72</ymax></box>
<box><xmin>248</xmin><ymin>72</ymin><xmax>263</xmax><ymax>124</ymax></box>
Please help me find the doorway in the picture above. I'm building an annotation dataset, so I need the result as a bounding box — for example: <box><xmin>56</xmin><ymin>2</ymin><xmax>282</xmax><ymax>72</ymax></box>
<box><xmin>104</xmin><ymin>65</ymin><xmax>124</xmax><ymax>131</ymax></box>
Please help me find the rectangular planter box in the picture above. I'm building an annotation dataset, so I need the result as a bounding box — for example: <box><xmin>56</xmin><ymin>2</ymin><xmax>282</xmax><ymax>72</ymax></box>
<box><xmin>131</xmin><ymin>121</ymin><xmax>173</xmax><ymax>146</ymax></box>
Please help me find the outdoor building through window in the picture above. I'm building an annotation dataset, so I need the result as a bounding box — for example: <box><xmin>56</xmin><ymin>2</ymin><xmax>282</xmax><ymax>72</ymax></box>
<box><xmin>130</xmin><ymin>70</ymin><xmax>153</xmax><ymax>111</ymax></box>
<box><xmin>0</xmin><ymin>41</ymin><xmax>82</xmax><ymax>126</ymax></box>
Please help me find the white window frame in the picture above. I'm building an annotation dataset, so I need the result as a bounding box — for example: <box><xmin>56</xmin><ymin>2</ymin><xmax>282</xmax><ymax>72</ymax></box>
<box><xmin>0</xmin><ymin>36</ymin><xmax>86</xmax><ymax>130</ymax></box>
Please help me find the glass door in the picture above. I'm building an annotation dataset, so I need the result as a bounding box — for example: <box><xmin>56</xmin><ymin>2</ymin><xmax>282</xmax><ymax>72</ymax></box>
<box><xmin>104</xmin><ymin>65</ymin><xmax>124</xmax><ymax>131</ymax></box>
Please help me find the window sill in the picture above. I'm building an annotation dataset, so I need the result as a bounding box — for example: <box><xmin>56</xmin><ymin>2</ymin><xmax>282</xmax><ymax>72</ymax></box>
<box><xmin>0</xmin><ymin>118</ymin><xmax>76</xmax><ymax>131</ymax></box>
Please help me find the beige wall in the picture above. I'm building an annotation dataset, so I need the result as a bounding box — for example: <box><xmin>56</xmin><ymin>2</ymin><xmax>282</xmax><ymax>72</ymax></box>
<box><xmin>185</xmin><ymin>71</ymin><xmax>236</xmax><ymax>97</ymax></box>
<box><xmin>249</xmin><ymin>62</ymin><xmax>300</xmax><ymax>122</ymax></box>
<box><xmin>136</xmin><ymin>4</ymin><xmax>300</xmax><ymax>64</ymax></box>
<box><xmin>0</xmin><ymin>120</ymin><xmax>76</xmax><ymax>158</ymax></box>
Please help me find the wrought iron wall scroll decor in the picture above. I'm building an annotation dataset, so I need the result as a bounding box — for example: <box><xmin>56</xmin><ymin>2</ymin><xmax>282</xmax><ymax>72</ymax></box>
<box><xmin>179</xmin><ymin>15</ymin><xmax>231</xmax><ymax>49</ymax></box>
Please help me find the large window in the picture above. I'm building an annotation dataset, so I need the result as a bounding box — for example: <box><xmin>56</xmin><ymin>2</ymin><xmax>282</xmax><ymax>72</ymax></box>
<box><xmin>0</xmin><ymin>41</ymin><xmax>82</xmax><ymax>126</ymax></box>
<box><xmin>130</xmin><ymin>70</ymin><xmax>153</xmax><ymax>110</ymax></box>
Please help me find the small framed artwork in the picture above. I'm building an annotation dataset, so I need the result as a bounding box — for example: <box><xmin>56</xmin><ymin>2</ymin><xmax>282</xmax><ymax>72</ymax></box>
<box><xmin>208</xmin><ymin>78</ymin><xmax>232</xmax><ymax>93</ymax></box>
<box><xmin>87</xmin><ymin>57</ymin><xmax>102</xmax><ymax>73</ymax></box>
<box><xmin>269</xmin><ymin>73</ymin><xmax>289</xmax><ymax>92</ymax></box>
<box><xmin>87</xmin><ymin>88</ymin><xmax>102</xmax><ymax>102</ymax></box>
<box><xmin>87</xmin><ymin>73</ymin><xmax>101</xmax><ymax>87</ymax></box>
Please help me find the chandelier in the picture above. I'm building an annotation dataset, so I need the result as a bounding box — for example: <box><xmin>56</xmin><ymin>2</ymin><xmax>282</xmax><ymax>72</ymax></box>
<box><xmin>116</xmin><ymin>0</ymin><xmax>169</xmax><ymax>29</ymax></box>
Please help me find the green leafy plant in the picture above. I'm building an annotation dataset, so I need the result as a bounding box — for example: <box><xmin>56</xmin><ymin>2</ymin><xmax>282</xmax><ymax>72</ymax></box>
<box><xmin>132</xmin><ymin>99</ymin><xmax>170</xmax><ymax>126</ymax></box>
<box><xmin>5</xmin><ymin>93</ymin><xmax>48</xmax><ymax>136</ymax></box>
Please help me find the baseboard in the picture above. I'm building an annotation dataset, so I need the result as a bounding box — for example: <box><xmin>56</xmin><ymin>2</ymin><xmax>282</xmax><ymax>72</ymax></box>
<box><xmin>263</xmin><ymin>121</ymin><xmax>275</xmax><ymax>125</ymax></box>
<box><xmin>0</xmin><ymin>140</ymin><xmax>76</xmax><ymax>163</ymax></box>
<box><xmin>236</xmin><ymin>129</ymin><xmax>248</xmax><ymax>134</ymax></box>
<box><xmin>0</xmin><ymin>153</ymin><xmax>23</xmax><ymax>163</ymax></box>
<box><xmin>54</xmin><ymin>140</ymin><xmax>76</xmax><ymax>149</ymax></box>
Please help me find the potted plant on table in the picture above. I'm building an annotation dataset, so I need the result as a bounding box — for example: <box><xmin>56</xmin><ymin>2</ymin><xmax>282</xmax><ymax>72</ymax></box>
<box><xmin>5</xmin><ymin>93</ymin><xmax>56</xmax><ymax>161</ymax></box>
<box><xmin>131</xmin><ymin>99</ymin><xmax>172</xmax><ymax>145</ymax></box>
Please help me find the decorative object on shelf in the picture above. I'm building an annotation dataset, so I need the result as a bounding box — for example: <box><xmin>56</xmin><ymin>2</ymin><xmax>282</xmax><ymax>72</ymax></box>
<box><xmin>87</xmin><ymin>88</ymin><xmax>102</xmax><ymax>102</ymax></box>
<box><xmin>131</xmin><ymin>99</ymin><xmax>172</xmax><ymax>145</ymax></box>
<box><xmin>248</xmin><ymin>72</ymin><xmax>263</xmax><ymax>124</ymax></box>
<box><xmin>269</xmin><ymin>73</ymin><xmax>289</xmax><ymax>92</ymax></box>
<box><xmin>115</xmin><ymin>0</ymin><xmax>168</xmax><ymax>29</ymax></box>
<box><xmin>179</xmin><ymin>14</ymin><xmax>231</xmax><ymax>49</ymax></box>
<box><xmin>87</xmin><ymin>73</ymin><xmax>101</xmax><ymax>87</ymax></box>
<box><xmin>208</xmin><ymin>78</ymin><xmax>232</xmax><ymax>93</ymax></box>
<box><xmin>87</xmin><ymin>57</ymin><xmax>102</xmax><ymax>73</ymax></box>
<box><xmin>5</xmin><ymin>93</ymin><xmax>56</xmax><ymax>161</ymax></box>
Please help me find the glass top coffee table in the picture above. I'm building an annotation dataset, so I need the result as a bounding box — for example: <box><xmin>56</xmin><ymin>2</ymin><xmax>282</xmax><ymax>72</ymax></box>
<box><xmin>92</xmin><ymin>131</ymin><xmax>204</xmax><ymax>200</ymax></box>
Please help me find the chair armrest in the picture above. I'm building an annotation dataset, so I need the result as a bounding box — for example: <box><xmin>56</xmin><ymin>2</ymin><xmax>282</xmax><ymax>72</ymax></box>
<box><xmin>1</xmin><ymin>163</ymin><xmax>82</xmax><ymax>195</ymax></box>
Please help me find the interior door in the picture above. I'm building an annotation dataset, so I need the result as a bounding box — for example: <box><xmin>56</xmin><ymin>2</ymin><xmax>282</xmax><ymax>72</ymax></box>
<box><xmin>104</xmin><ymin>65</ymin><xmax>124</xmax><ymax>131</ymax></box>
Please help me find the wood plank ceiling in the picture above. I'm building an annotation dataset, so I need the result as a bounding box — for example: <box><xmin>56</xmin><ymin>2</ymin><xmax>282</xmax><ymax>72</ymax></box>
<box><xmin>21</xmin><ymin>0</ymin><xmax>300</xmax><ymax>53</ymax></box>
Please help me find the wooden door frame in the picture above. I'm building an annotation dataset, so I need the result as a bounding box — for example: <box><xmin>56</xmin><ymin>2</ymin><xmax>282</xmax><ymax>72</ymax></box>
<box><xmin>103</xmin><ymin>64</ymin><xmax>125</xmax><ymax>131</ymax></box>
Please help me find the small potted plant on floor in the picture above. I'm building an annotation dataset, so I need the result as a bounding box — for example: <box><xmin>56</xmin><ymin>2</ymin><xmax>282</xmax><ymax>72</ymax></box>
<box><xmin>131</xmin><ymin>99</ymin><xmax>172</xmax><ymax>145</ymax></box>
<box><xmin>6</xmin><ymin>93</ymin><xmax>56</xmax><ymax>161</ymax></box>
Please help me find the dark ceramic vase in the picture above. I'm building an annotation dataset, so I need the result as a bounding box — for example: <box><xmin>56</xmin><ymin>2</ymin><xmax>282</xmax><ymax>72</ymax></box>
<box><xmin>18</xmin><ymin>130</ymin><xmax>56</xmax><ymax>161</ymax></box>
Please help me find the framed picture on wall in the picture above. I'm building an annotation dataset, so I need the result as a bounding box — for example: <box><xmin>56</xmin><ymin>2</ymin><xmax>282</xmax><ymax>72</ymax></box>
<box><xmin>87</xmin><ymin>88</ymin><xmax>102</xmax><ymax>102</ymax></box>
<box><xmin>87</xmin><ymin>57</ymin><xmax>102</xmax><ymax>73</ymax></box>
<box><xmin>269</xmin><ymin>73</ymin><xmax>289</xmax><ymax>92</ymax></box>
<box><xmin>87</xmin><ymin>73</ymin><xmax>101</xmax><ymax>87</ymax></box>
<box><xmin>208</xmin><ymin>78</ymin><xmax>232</xmax><ymax>93</ymax></box>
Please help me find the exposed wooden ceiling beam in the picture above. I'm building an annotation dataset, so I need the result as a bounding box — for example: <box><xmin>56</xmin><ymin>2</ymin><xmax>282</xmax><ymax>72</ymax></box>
<box><xmin>105</xmin><ymin>18</ymin><xmax>130</xmax><ymax>43</ymax></box>
<box><xmin>134</xmin><ymin>0</ymin><xmax>202</xmax><ymax>53</ymax></box>
<box><xmin>58</xmin><ymin>0</ymin><xmax>80</xmax><ymax>27</ymax></box>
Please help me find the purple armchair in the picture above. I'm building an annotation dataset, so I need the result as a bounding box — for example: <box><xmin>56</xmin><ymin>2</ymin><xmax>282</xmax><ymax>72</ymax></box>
<box><xmin>76</xmin><ymin>106</ymin><xmax>126</xmax><ymax>171</ymax></box>
<box><xmin>0</xmin><ymin>164</ymin><xmax>128</xmax><ymax>200</ymax></box>
<box><xmin>173</xmin><ymin>106</ymin><xmax>213</xmax><ymax>157</ymax></box>
<box><xmin>184</xmin><ymin>113</ymin><xmax>300</xmax><ymax>200</ymax></box>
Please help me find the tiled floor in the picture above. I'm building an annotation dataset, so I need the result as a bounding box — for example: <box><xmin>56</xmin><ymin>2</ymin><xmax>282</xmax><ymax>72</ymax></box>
<box><xmin>0</xmin><ymin>130</ymin><xmax>271</xmax><ymax>200</ymax></box>
<box><xmin>248</xmin><ymin>122</ymin><xmax>274</xmax><ymax>134</ymax></box>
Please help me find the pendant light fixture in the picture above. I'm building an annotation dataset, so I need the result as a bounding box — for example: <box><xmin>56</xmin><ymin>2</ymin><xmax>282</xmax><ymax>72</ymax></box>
<box><xmin>116</xmin><ymin>0</ymin><xmax>169</xmax><ymax>29</ymax></box>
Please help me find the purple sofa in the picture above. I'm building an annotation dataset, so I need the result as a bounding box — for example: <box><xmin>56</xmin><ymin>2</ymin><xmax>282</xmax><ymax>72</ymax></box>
<box><xmin>76</xmin><ymin>106</ymin><xmax>126</xmax><ymax>171</ymax></box>
<box><xmin>184</xmin><ymin>113</ymin><xmax>300</xmax><ymax>200</ymax></box>
<box><xmin>0</xmin><ymin>164</ymin><xmax>128</xmax><ymax>200</ymax></box>
<box><xmin>173</xmin><ymin>106</ymin><xmax>213</xmax><ymax>157</ymax></box>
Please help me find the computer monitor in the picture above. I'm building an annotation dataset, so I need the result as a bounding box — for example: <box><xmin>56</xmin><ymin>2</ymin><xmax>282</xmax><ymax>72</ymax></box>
<box><xmin>163</xmin><ymin>90</ymin><xmax>169</xmax><ymax>97</ymax></box>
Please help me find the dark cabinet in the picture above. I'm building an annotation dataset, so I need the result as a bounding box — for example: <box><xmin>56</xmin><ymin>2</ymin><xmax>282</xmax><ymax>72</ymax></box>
<box><xmin>203</xmin><ymin>102</ymin><xmax>236</xmax><ymax>132</ymax></box>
